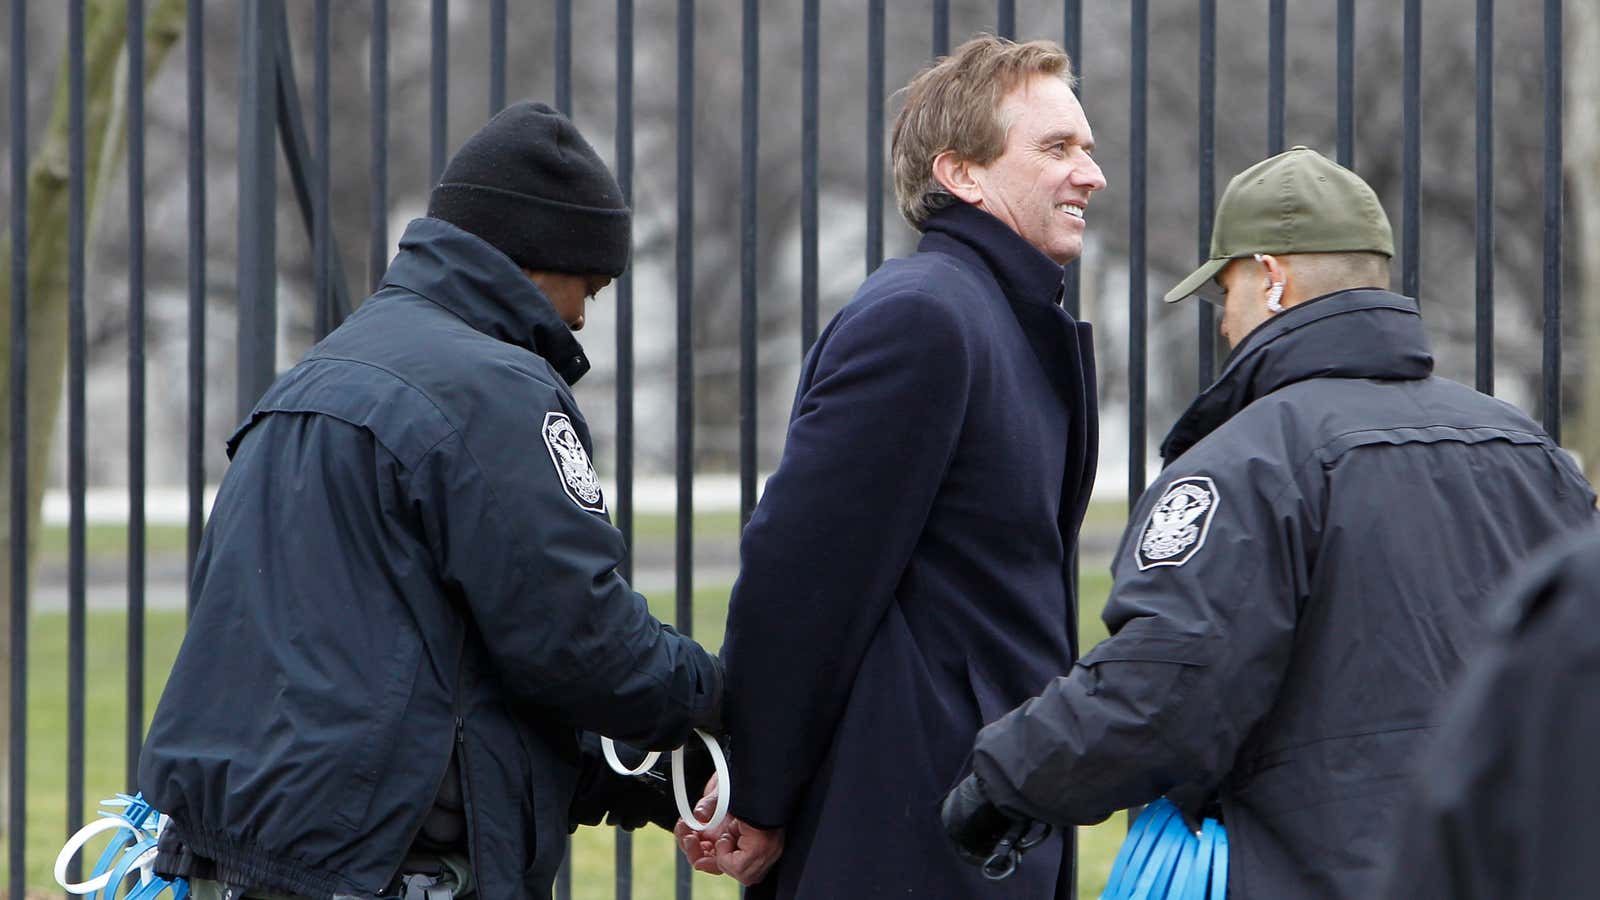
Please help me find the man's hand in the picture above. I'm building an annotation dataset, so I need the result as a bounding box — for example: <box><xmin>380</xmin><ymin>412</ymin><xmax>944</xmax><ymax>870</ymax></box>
<box><xmin>674</xmin><ymin>774</ymin><xmax>785</xmax><ymax>885</ymax></box>
<box><xmin>675</xmin><ymin>774</ymin><xmax>727</xmax><ymax>875</ymax></box>
<box><xmin>713</xmin><ymin>818</ymin><xmax>785</xmax><ymax>886</ymax></box>
<box><xmin>940</xmin><ymin>773</ymin><xmax>1019</xmax><ymax>866</ymax></box>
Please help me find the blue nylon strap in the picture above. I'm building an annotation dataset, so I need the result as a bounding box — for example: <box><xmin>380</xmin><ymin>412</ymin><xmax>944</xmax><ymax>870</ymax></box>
<box><xmin>88</xmin><ymin>824</ymin><xmax>142</xmax><ymax>887</ymax></box>
<box><xmin>1099</xmin><ymin>798</ymin><xmax>1228</xmax><ymax>900</ymax></box>
<box><xmin>1166</xmin><ymin>826</ymin><xmax>1199</xmax><ymax>900</ymax></box>
<box><xmin>1179</xmin><ymin>821</ymin><xmax>1215</xmax><ymax>900</ymax></box>
<box><xmin>1209</xmin><ymin>820</ymin><xmax>1229</xmax><ymax>900</ymax></box>
<box><xmin>61</xmin><ymin>794</ymin><xmax>189</xmax><ymax>900</ymax></box>
<box><xmin>1104</xmin><ymin>800</ymin><xmax>1177</xmax><ymax>899</ymax></box>
<box><xmin>98</xmin><ymin>835</ymin><xmax>157</xmax><ymax>900</ymax></box>
<box><xmin>1129</xmin><ymin>813</ymin><xmax>1190</xmax><ymax>900</ymax></box>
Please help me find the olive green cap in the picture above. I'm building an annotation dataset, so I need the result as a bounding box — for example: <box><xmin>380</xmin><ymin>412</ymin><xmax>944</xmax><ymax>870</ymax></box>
<box><xmin>1164</xmin><ymin>146</ymin><xmax>1394</xmax><ymax>304</ymax></box>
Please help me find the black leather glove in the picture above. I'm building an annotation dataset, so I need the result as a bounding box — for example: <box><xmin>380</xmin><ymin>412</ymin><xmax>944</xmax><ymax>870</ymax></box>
<box><xmin>940</xmin><ymin>773</ymin><xmax>1021</xmax><ymax>867</ymax></box>
<box><xmin>569</xmin><ymin>735</ymin><xmax>674</xmax><ymax>831</ymax></box>
<box><xmin>569</xmin><ymin>733</ymin><xmax>724</xmax><ymax>832</ymax></box>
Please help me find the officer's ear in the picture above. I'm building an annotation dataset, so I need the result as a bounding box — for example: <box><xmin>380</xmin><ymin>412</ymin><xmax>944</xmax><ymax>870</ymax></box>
<box><xmin>932</xmin><ymin>151</ymin><xmax>983</xmax><ymax>205</ymax></box>
<box><xmin>1256</xmin><ymin>253</ymin><xmax>1288</xmax><ymax>287</ymax></box>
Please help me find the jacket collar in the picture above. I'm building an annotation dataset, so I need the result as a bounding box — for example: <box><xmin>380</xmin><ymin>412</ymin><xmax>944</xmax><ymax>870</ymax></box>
<box><xmin>381</xmin><ymin>217</ymin><xmax>591</xmax><ymax>385</ymax></box>
<box><xmin>1160</xmin><ymin>289</ymin><xmax>1434</xmax><ymax>463</ymax></box>
<box><xmin>917</xmin><ymin>202</ymin><xmax>1067</xmax><ymax>308</ymax></box>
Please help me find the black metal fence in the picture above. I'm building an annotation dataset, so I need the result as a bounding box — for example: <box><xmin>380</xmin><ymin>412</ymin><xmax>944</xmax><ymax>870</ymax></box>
<box><xmin>4</xmin><ymin>1</ymin><xmax>1571</xmax><ymax>898</ymax></box>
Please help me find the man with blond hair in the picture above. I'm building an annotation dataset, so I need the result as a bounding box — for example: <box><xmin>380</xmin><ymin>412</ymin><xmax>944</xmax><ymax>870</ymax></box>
<box><xmin>678</xmin><ymin>35</ymin><xmax>1105</xmax><ymax>897</ymax></box>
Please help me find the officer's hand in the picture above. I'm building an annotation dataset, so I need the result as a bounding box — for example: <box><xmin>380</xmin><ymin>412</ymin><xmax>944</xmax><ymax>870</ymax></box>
<box><xmin>940</xmin><ymin>773</ymin><xmax>1018</xmax><ymax>867</ymax></box>
<box><xmin>569</xmin><ymin>738</ymin><xmax>678</xmax><ymax>832</ymax></box>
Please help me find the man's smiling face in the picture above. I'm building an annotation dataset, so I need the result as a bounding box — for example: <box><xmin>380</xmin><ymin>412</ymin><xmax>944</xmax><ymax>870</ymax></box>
<box><xmin>967</xmin><ymin>74</ymin><xmax>1106</xmax><ymax>264</ymax></box>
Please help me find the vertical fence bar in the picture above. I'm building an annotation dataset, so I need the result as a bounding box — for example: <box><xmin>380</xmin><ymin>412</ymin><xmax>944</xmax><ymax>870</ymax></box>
<box><xmin>1063</xmin><ymin>26</ymin><xmax>1086</xmax><ymax>869</ymax></box>
<box><xmin>557</xmin><ymin>0</ymin><xmax>572</xmax><ymax>116</ymax></box>
<box><xmin>1336</xmin><ymin>0</ymin><xmax>1355</xmax><ymax>167</ymax></box>
<box><xmin>430</xmin><ymin>0</ymin><xmax>447</xmax><ymax>185</ymax></box>
<box><xmin>997</xmin><ymin>0</ymin><xmax>1015</xmax><ymax>39</ymax></box>
<box><xmin>127</xmin><ymin>0</ymin><xmax>149</xmax><ymax>790</ymax></box>
<box><xmin>68</xmin><ymin>0</ymin><xmax>90</xmax><ymax>879</ymax></box>
<box><xmin>1475</xmin><ymin>0</ymin><xmax>1494</xmax><ymax>394</ymax></box>
<box><xmin>314</xmin><ymin>0</ymin><xmax>333</xmax><ymax>340</ymax></box>
<box><xmin>238</xmin><ymin>0</ymin><xmax>278</xmax><ymax>419</ymax></box>
<box><xmin>1197</xmin><ymin>0</ymin><xmax>1217</xmax><ymax>385</ymax></box>
<box><xmin>676</xmin><ymin>1</ymin><xmax>696</xmax><ymax>896</ymax></box>
<box><xmin>801</xmin><ymin>0</ymin><xmax>819</xmax><ymax>353</ymax></box>
<box><xmin>7</xmin><ymin>0</ymin><xmax>29</xmax><ymax>893</ymax></box>
<box><xmin>370</xmin><ymin>0</ymin><xmax>389</xmax><ymax>290</ymax></box>
<box><xmin>1126</xmin><ymin>29</ymin><xmax>1150</xmax><ymax>845</ymax></box>
<box><xmin>741</xmin><ymin>0</ymin><xmax>760</xmax><ymax>527</ymax></box>
<box><xmin>273</xmin><ymin>15</ymin><xmax>352</xmax><ymax>330</ymax></box>
<box><xmin>552</xmin><ymin>0</ymin><xmax>576</xmax><ymax>890</ymax></box>
<box><xmin>186</xmin><ymin>0</ymin><xmax>205</xmax><ymax>618</ymax></box>
<box><xmin>1129</xmin><ymin>0</ymin><xmax>1148</xmax><ymax>503</ymax></box>
<box><xmin>1402</xmin><ymin>0</ymin><xmax>1421</xmax><ymax>300</ymax></box>
<box><xmin>1062</xmin><ymin>0</ymin><xmax>1082</xmax><ymax>319</ymax></box>
<box><xmin>614</xmin><ymin>0</ymin><xmax>636</xmax><ymax>894</ymax></box>
<box><xmin>867</xmin><ymin>0</ymin><xmax>885</xmax><ymax>274</ymax></box>
<box><xmin>1268</xmin><ymin>0</ymin><xmax>1285</xmax><ymax>156</ymax></box>
<box><xmin>490</xmin><ymin>0</ymin><xmax>506</xmax><ymax>115</ymax></box>
<box><xmin>932</xmin><ymin>0</ymin><xmax>948</xmax><ymax>57</ymax></box>
<box><xmin>1541</xmin><ymin>0</ymin><xmax>1561</xmax><ymax>440</ymax></box>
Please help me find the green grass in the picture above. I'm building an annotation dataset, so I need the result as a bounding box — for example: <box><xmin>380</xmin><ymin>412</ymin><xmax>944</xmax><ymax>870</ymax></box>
<box><xmin>6</xmin><ymin>572</ymin><xmax>1121</xmax><ymax>898</ymax></box>
<box><xmin>7</xmin><ymin>607</ymin><xmax>187</xmax><ymax>898</ymax></box>
<box><xmin>34</xmin><ymin>500</ymin><xmax>1132</xmax><ymax>563</ymax></box>
<box><xmin>35</xmin><ymin>523</ymin><xmax>192</xmax><ymax>562</ymax></box>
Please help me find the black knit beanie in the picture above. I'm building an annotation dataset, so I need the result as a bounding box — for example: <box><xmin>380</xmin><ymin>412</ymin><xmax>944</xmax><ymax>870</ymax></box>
<box><xmin>426</xmin><ymin>101</ymin><xmax>631</xmax><ymax>278</ymax></box>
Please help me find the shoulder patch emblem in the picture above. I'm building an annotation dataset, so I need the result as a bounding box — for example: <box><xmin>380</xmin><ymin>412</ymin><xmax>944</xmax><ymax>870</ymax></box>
<box><xmin>1136</xmin><ymin>476</ymin><xmax>1218</xmax><ymax>570</ymax></box>
<box><xmin>542</xmin><ymin>412</ymin><xmax>606</xmax><ymax>513</ymax></box>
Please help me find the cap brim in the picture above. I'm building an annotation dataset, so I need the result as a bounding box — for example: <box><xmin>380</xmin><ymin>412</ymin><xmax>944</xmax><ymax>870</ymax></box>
<box><xmin>1163</xmin><ymin>257</ymin><xmax>1230</xmax><ymax>304</ymax></box>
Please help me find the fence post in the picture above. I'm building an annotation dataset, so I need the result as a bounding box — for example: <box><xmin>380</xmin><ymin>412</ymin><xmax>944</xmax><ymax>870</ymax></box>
<box><xmin>237</xmin><ymin>0</ymin><xmax>279</xmax><ymax>419</ymax></box>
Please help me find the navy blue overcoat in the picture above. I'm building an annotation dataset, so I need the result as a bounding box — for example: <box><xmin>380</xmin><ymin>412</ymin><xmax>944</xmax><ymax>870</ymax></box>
<box><xmin>721</xmin><ymin>203</ymin><xmax>1098</xmax><ymax>898</ymax></box>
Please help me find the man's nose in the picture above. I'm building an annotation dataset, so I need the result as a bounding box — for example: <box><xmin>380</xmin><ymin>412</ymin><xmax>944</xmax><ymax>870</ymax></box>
<box><xmin>1075</xmin><ymin>154</ymin><xmax>1107</xmax><ymax>192</ymax></box>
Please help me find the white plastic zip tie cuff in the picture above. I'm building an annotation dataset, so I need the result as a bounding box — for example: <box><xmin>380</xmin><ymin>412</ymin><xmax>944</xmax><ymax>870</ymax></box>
<box><xmin>601</xmin><ymin>727</ymin><xmax>730</xmax><ymax>832</ymax></box>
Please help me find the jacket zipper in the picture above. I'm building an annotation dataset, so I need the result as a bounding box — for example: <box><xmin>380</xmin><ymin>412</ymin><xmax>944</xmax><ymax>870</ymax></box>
<box><xmin>453</xmin><ymin>639</ymin><xmax>481</xmax><ymax>897</ymax></box>
<box><xmin>379</xmin><ymin>633</ymin><xmax>470</xmax><ymax>896</ymax></box>
<box><xmin>457</xmin><ymin>712</ymin><xmax>479</xmax><ymax>885</ymax></box>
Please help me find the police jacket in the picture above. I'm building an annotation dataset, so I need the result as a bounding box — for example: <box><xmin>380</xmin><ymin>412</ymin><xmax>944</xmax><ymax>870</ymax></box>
<box><xmin>971</xmin><ymin>289</ymin><xmax>1596</xmax><ymax>899</ymax></box>
<box><xmin>1379</xmin><ymin>526</ymin><xmax>1600</xmax><ymax>899</ymax></box>
<box><xmin>721</xmin><ymin>202</ymin><xmax>1097</xmax><ymax>899</ymax></box>
<box><xmin>140</xmin><ymin>218</ymin><xmax>722</xmax><ymax>899</ymax></box>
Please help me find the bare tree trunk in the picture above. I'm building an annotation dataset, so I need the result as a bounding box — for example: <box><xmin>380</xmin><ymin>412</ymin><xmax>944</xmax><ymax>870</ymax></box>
<box><xmin>1570</xmin><ymin>0</ymin><xmax>1600</xmax><ymax>480</ymax></box>
<box><xmin>0</xmin><ymin>0</ymin><xmax>184</xmax><ymax>846</ymax></box>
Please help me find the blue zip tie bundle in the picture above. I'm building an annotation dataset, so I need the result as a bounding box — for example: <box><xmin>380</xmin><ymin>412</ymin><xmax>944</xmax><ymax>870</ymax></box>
<box><xmin>55</xmin><ymin>793</ymin><xmax>190</xmax><ymax>900</ymax></box>
<box><xmin>1099</xmin><ymin>798</ymin><xmax>1227</xmax><ymax>900</ymax></box>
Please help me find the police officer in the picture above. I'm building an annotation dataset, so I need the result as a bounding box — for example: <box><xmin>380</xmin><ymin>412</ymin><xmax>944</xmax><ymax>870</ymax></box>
<box><xmin>1378</xmin><ymin>526</ymin><xmax>1600</xmax><ymax>899</ymax></box>
<box><xmin>139</xmin><ymin>103</ymin><xmax>723</xmax><ymax>899</ymax></box>
<box><xmin>941</xmin><ymin>147</ymin><xmax>1597</xmax><ymax>898</ymax></box>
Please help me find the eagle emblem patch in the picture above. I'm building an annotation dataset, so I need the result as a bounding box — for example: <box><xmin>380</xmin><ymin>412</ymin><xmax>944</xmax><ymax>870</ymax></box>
<box><xmin>1136</xmin><ymin>476</ymin><xmax>1218</xmax><ymax>570</ymax></box>
<box><xmin>542</xmin><ymin>412</ymin><xmax>605</xmax><ymax>513</ymax></box>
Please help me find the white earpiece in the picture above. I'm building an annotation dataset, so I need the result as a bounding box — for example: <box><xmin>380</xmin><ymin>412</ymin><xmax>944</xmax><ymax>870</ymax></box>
<box><xmin>1254</xmin><ymin>253</ymin><xmax>1286</xmax><ymax>313</ymax></box>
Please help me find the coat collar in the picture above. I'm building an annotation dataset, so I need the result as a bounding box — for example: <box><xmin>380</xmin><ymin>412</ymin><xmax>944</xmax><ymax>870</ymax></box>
<box><xmin>1160</xmin><ymin>288</ymin><xmax>1434</xmax><ymax>463</ymax></box>
<box><xmin>917</xmin><ymin>202</ymin><xmax>1067</xmax><ymax>308</ymax></box>
<box><xmin>380</xmin><ymin>217</ymin><xmax>591</xmax><ymax>385</ymax></box>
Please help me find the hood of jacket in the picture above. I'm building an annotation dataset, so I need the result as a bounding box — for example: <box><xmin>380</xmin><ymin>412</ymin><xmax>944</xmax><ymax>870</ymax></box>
<box><xmin>381</xmin><ymin>216</ymin><xmax>592</xmax><ymax>385</ymax></box>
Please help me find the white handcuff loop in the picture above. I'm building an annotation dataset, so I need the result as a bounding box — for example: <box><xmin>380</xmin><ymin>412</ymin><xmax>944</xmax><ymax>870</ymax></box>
<box><xmin>601</xmin><ymin>727</ymin><xmax>730</xmax><ymax>832</ymax></box>
<box><xmin>55</xmin><ymin>815</ymin><xmax>144</xmax><ymax>894</ymax></box>
<box><xmin>601</xmin><ymin>740</ymin><xmax>661</xmax><ymax>775</ymax></box>
<box><xmin>55</xmin><ymin>797</ymin><xmax>170</xmax><ymax>896</ymax></box>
